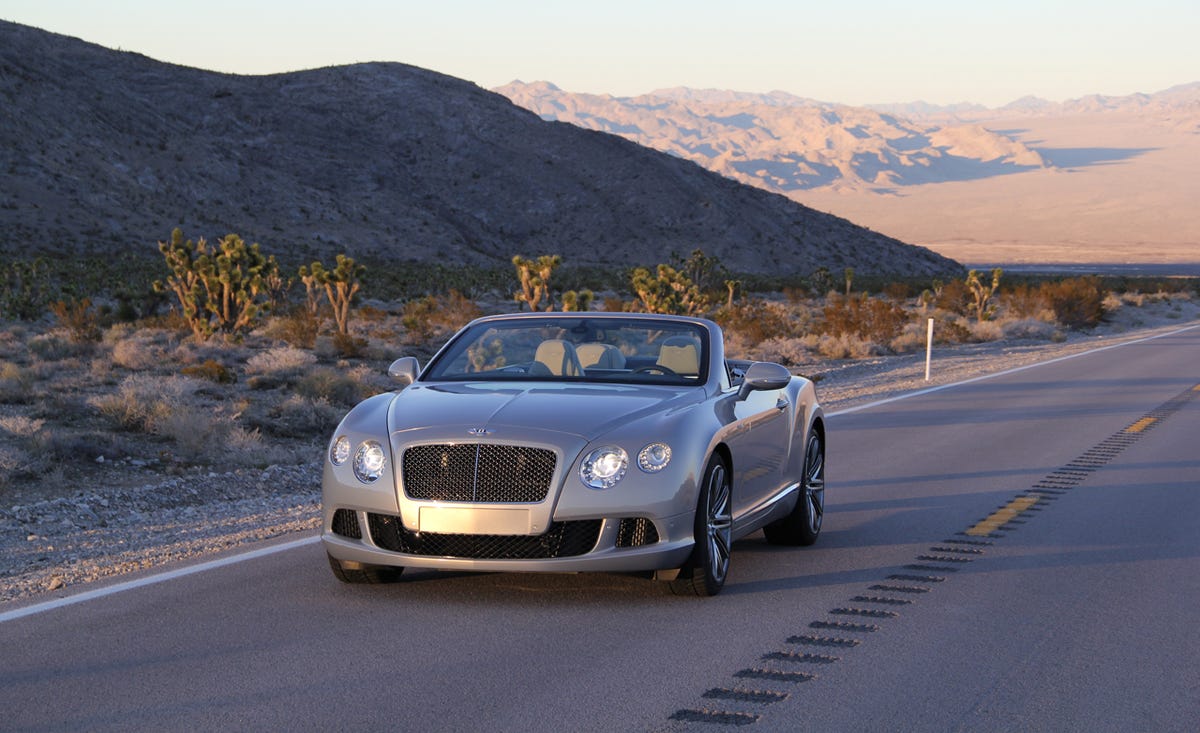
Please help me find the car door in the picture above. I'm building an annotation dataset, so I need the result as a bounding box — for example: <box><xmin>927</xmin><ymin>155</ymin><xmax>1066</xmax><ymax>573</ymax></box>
<box><xmin>725</xmin><ymin>384</ymin><xmax>792</xmax><ymax>521</ymax></box>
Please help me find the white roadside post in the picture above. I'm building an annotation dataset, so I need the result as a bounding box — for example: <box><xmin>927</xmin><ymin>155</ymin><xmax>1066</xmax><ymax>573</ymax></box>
<box><xmin>925</xmin><ymin>318</ymin><xmax>934</xmax><ymax>381</ymax></box>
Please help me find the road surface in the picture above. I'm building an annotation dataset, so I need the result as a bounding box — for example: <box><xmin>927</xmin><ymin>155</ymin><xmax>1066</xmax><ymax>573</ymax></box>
<box><xmin>2</xmin><ymin>325</ymin><xmax>1198</xmax><ymax>732</ymax></box>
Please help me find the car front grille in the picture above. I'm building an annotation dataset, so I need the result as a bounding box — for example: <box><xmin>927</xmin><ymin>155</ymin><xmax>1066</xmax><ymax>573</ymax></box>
<box><xmin>402</xmin><ymin>444</ymin><xmax>557</xmax><ymax>503</ymax></box>
<box><xmin>367</xmin><ymin>513</ymin><xmax>601</xmax><ymax>559</ymax></box>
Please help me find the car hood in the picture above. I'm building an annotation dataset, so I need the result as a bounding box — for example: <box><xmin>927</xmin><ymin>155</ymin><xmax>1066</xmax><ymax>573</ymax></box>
<box><xmin>388</xmin><ymin>381</ymin><xmax>702</xmax><ymax>442</ymax></box>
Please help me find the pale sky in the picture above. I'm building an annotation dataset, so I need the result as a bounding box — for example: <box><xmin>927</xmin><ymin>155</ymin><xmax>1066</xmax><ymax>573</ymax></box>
<box><xmin>2</xmin><ymin>0</ymin><xmax>1196</xmax><ymax>107</ymax></box>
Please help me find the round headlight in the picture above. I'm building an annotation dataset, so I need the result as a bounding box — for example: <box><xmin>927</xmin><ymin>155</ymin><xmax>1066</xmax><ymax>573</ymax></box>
<box><xmin>637</xmin><ymin>442</ymin><xmax>672</xmax><ymax>472</ymax></box>
<box><xmin>330</xmin><ymin>436</ymin><xmax>351</xmax><ymax>466</ymax></box>
<box><xmin>580</xmin><ymin>446</ymin><xmax>628</xmax><ymax>490</ymax></box>
<box><xmin>353</xmin><ymin>440</ymin><xmax>387</xmax><ymax>483</ymax></box>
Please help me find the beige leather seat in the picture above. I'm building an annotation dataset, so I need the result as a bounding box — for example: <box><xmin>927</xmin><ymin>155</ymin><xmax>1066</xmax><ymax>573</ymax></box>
<box><xmin>656</xmin><ymin>336</ymin><xmax>700</xmax><ymax>375</ymax></box>
<box><xmin>532</xmin><ymin>339</ymin><xmax>584</xmax><ymax>377</ymax></box>
<box><xmin>577</xmin><ymin>343</ymin><xmax>626</xmax><ymax>370</ymax></box>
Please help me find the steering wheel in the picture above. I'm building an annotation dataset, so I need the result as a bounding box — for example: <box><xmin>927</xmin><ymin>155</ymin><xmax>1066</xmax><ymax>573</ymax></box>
<box><xmin>633</xmin><ymin>364</ymin><xmax>679</xmax><ymax>377</ymax></box>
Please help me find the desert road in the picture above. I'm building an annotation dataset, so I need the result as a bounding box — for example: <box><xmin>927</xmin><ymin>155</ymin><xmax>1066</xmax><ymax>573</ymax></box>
<box><xmin>2</xmin><ymin>326</ymin><xmax>1199</xmax><ymax>732</ymax></box>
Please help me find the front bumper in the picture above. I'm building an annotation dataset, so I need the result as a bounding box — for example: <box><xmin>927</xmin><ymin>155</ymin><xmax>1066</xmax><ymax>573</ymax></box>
<box><xmin>322</xmin><ymin>508</ymin><xmax>695</xmax><ymax>573</ymax></box>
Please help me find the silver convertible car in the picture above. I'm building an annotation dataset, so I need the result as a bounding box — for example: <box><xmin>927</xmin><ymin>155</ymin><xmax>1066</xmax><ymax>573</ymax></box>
<box><xmin>322</xmin><ymin>312</ymin><xmax>825</xmax><ymax>596</ymax></box>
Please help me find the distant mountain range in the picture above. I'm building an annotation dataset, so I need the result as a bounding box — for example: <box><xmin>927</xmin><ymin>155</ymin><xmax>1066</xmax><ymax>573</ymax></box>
<box><xmin>497</xmin><ymin>81</ymin><xmax>1199</xmax><ymax>196</ymax></box>
<box><xmin>0</xmin><ymin>20</ymin><xmax>959</xmax><ymax>279</ymax></box>
<box><xmin>498</xmin><ymin>81</ymin><xmax>1200</xmax><ymax>265</ymax></box>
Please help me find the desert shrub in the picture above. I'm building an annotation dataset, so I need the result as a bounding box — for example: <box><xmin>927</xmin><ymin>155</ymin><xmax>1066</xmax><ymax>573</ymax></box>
<box><xmin>602</xmin><ymin>296</ymin><xmax>633</xmax><ymax>313</ymax></box>
<box><xmin>0</xmin><ymin>362</ymin><xmax>34</xmax><ymax>403</ymax></box>
<box><xmin>821</xmin><ymin>293</ymin><xmax>908</xmax><ymax>344</ymax></box>
<box><xmin>181</xmin><ymin>359</ymin><xmax>236</xmax><ymax>384</ymax></box>
<box><xmin>331</xmin><ymin>331</ymin><xmax>368</xmax><ymax>358</ymax></box>
<box><xmin>244</xmin><ymin>346</ymin><xmax>317</xmax><ymax>376</ymax></box>
<box><xmin>90</xmin><ymin>374</ymin><xmax>201</xmax><ymax>432</ymax></box>
<box><xmin>49</xmin><ymin>297</ymin><xmax>103</xmax><ymax>343</ymax></box>
<box><xmin>0</xmin><ymin>444</ymin><xmax>41</xmax><ymax>487</ymax></box>
<box><xmin>1001</xmin><ymin>318</ymin><xmax>1061</xmax><ymax>341</ymax></box>
<box><xmin>0</xmin><ymin>258</ymin><xmax>55</xmax><ymax>321</ymax></box>
<box><xmin>935</xmin><ymin>279</ymin><xmax>971</xmax><ymax>316</ymax></box>
<box><xmin>754</xmin><ymin>337</ymin><xmax>815</xmax><ymax>366</ymax></box>
<box><xmin>967</xmin><ymin>319</ymin><xmax>1004</xmax><ymax>342</ymax></box>
<box><xmin>0</xmin><ymin>415</ymin><xmax>45</xmax><ymax>439</ymax></box>
<box><xmin>889</xmin><ymin>323</ymin><xmax>930</xmax><ymax>354</ymax></box>
<box><xmin>933</xmin><ymin>315</ymin><xmax>972</xmax><ymax>345</ymax></box>
<box><xmin>1000</xmin><ymin>283</ymin><xmax>1047</xmax><ymax>319</ymax></box>
<box><xmin>254</xmin><ymin>394</ymin><xmax>345</xmax><ymax>438</ymax></box>
<box><xmin>110</xmin><ymin>329</ymin><xmax>180</xmax><ymax>370</ymax></box>
<box><xmin>29</xmin><ymin>333</ymin><xmax>91</xmax><ymax>362</ymax></box>
<box><xmin>295</xmin><ymin>366</ymin><xmax>366</xmax><ymax>407</ymax></box>
<box><xmin>1042</xmin><ymin>276</ymin><xmax>1106</xmax><ymax>329</ymax></box>
<box><xmin>882</xmin><ymin>282</ymin><xmax>914</xmax><ymax>301</ymax></box>
<box><xmin>715</xmin><ymin>298</ymin><xmax>806</xmax><ymax>344</ymax></box>
<box><xmin>816</xmin><ymin>333</ymin><xmax>879</xmax><ymax>359</ymax></box>
<box><xmin>262</xmin><ymin>307</ymin><xmax>321</xmax><ymax>349</ymax></box>
<box><xmin>402</xmin><ymin>290</ymin><xmax>484</xmax><ymax>345</ymax></box>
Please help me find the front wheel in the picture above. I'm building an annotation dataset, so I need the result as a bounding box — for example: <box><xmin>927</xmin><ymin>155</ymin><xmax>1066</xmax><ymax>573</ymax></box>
<box><xmin>763</xmin><ymin>429</ymin><xmax>824</xmax><ymax>546</ymax></box>
<box><xmin>671</xmin><ymin>456</ymin><xmax>733</xmax><ymax>596</ymax></box>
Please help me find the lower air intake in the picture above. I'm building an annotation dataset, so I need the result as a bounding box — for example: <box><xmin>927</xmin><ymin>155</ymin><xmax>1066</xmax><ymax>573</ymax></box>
<box><xmin>331</xmin><ymin>509</ymin><xmax>362</xmax><ymax>539</ymax></box>
<box><xmin>367</xmin><ymin>513</ymin><xmax>601</xmax><ymax>559</ymax></box>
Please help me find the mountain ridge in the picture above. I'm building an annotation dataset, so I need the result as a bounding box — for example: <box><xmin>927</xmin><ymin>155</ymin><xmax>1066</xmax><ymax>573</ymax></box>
<box><xmin>0</xmin><ymin>20</ymin><xmax>959</xmax><ymax>279</ymax></box>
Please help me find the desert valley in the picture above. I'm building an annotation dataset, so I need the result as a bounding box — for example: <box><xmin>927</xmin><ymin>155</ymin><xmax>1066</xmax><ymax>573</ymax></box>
<box><xmin>499</xmin><ymin>82</ymin><xmax>1200</xmax><ymax>268</ymax></box>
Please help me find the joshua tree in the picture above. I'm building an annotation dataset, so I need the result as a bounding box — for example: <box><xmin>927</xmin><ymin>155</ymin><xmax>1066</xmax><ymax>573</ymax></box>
<box><xmin>299</xmin><ymin>254</ymin><xmax>365</xmax><ymax>335</ymax></box>
<box><xmin>155</xmin><ymin>229</ymin><xmax>277</xmax><ymax>340</ymax></box>
<box><xmin>966</xmin><ymin>268</ymin><xmax>1003</xmax><ymax>321</ymax></box>
<box><xmin>630</xmin><ymin>264</ymin><xmax>709</xmax><ymax>316</ymax></box>
<box><xmin>512</xmin><ymin>254</ymin><xmax>561</xmax><ymax>311</ymax></box>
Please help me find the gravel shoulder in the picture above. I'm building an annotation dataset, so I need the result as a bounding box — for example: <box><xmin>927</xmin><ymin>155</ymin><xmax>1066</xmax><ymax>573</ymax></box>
<box><xmin>3</xmin><ymin>307</ymin><xmax>1197</xmax><ymax>607</ymax></box>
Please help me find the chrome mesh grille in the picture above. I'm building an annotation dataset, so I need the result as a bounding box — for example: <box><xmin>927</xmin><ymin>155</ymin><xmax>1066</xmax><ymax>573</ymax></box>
<box><xmin>402</xmin><ymin>444</ymin><xmax>556</xmax><ymax>503</ymax></box>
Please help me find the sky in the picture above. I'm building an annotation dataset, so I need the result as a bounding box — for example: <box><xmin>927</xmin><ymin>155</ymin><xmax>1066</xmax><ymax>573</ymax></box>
<box><xmin>2</xmin><ymin>0</ymin><xmax>1197</xmax><ymax>108</ymax></box>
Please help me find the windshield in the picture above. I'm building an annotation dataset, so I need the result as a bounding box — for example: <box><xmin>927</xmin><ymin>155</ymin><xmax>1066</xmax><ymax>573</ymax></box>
<box><xmin>422</xmin><ymin>317</ymin><xmax>709</xmax><ymax>386</ymax></box>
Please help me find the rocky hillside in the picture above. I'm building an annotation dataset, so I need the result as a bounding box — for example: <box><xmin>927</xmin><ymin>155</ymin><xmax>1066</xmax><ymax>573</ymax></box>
<box><xmin>0</xmin><ymin>21</ymin><xmax>959</xmax><ymax>278</ymax></box>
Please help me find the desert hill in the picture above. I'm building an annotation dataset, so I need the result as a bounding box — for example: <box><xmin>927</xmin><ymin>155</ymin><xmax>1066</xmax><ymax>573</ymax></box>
<box><xmin>499</xmin><ymin>82</ymin><xmax>1200</xmax><ymax>265</ymax></box>
<box><xmin>0</xmin><ymin>20</ymin><xmax>959</xmax><ymax>278</ymax></box>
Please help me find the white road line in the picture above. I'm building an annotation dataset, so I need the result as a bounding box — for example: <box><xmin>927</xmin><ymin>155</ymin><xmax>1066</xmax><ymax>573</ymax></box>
<box><xmin>0</xmin><ymin>535</ymin><xmax>319</xmax><ymax>623</ymax></box>
<box><xmin>828</xmin><ymin>322</ymin><xmax>1200</xmax><ymax>417</ymax></box>
<box><xmin>3</xmin><ymin>322</ymin><xmax>1197</xmax><ymax>622</ymax></box>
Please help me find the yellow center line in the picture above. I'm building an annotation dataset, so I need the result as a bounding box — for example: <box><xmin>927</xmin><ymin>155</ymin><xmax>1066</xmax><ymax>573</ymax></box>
<box><xmin>965</xmin><ymin>495</ymin><xmax>1040</xmax><ymax>537</ymax></box>
<box><xmin>1192</xmin><ymin>384</ymin><xmax>1200</xmax><ymax>392</ymax></box>
<box><xmin>1125</xmin><ymin>417</ymin><xmax>1157</xmax><ymax>434</ymax></box>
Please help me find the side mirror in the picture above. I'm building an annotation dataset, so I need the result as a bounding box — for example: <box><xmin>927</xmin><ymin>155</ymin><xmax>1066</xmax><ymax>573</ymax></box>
<box><xmin>736</xmin><ymin>361</ymin><xmax>792</xmax><ymax>400</ymax></box>
<box><xmin>387</xmin><ymin>356</ymin><xmax>420</xmax><ymax>387</ymax></box>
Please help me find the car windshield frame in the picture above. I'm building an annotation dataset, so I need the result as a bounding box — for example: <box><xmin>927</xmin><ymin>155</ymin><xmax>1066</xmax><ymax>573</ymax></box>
<box><xmin>420</xmin><ymin>316</ymin><xmax>711</xmax><ymax>387</ymax></box>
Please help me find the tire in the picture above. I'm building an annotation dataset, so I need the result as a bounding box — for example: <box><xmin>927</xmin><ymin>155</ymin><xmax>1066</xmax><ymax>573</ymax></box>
<box><xmin>763</xmin><ymin>428</ymin><xmax>825</xmax><ymax>546</ymax></box>
<box><xmin>327</xmin><ymin>552</ymin><xmax>404</xmax><ymax>584</ymax></box>
<box><xmin>670</xmin><ymin>456</ymin><xmax>733</xmax><ymax>596</ymax></box>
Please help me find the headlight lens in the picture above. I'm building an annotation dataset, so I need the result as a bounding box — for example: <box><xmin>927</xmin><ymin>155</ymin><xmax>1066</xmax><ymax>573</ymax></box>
<box><xmin>580</xmin><ymin>446</ymin><xmax>628</xmax><ymax>489</ymax></box>
<box><xmin>637</xmin><ymin>442</ymin><xmax>672</xmax><ymax>472</ymax></box>
<box><xmin>330</xmin><ymin>436</ymin><xmax>351</xmax><ymax>466</ymax></box>
<box><xmin>353</xmin><ymin>440</ymin><xmax>387</xmax><ymax>483</ymax></box>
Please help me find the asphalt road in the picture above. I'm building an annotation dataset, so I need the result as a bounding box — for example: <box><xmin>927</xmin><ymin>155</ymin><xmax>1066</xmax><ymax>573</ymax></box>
<box><xmin>3</xmin><ymin>325</ymin><xmax>1198</xmax><ymax>733</ymax></box>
